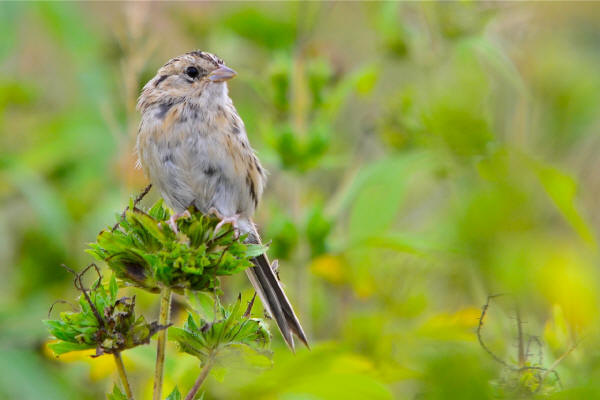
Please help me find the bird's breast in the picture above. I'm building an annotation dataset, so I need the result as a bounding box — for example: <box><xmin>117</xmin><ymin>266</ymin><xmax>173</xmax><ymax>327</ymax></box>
<box><xmin>137</xmin><ymin>100</ymin><xmax>264</xmax><ymax>218</ymax></box>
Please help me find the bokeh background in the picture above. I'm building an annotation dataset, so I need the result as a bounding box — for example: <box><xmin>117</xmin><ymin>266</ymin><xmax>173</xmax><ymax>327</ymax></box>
<box><xmin>2</xmin><ymin>2</ymin><xmax>600</xmax><ymax>399</ymax></box>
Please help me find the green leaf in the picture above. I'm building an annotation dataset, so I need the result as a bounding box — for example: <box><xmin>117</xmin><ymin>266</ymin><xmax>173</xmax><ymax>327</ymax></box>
<box><xmin>46</xmin><ymin>275</ymin><xmax>166</xmax><ymax>357</ymax></box>
<box><xmin>187</xmin><ymin>291</ymin><xmax>217</xmax><ymax>321</ymax></box>
<box><xmin>530</xmin><ymin>158</ymin><xmax>595</xmax><ymax>245</ymax></box>
<box><xmin>323</xmin><ymin>63</ymin><xmax>380</xmax><ymax>119</ymax></box>
<box><xmin>223</xmin><ymin>8</ymin><xmax>296</xmax><ymax>50</ymax></box>
<box><xmin>244</xmin><ymin>243</ymin><xmax>268</xmax><ymax>258</ymax></box>
<box><xmin>169</xmin><ymin>296</ymin><xmax>271</xmax><ymax>364</ymax></box>
<box><xmin>48</xmin><ymin>341</ymin><xmax>93</xmax><ymax>355</ymax></box>
<box><xmin>305</xmin><ymin>205</ymin><xmax>332</xmax><ymax>257</ymax></box>
<box><xmin>343</xmin><ymin>153</ymin><xmax>433</xmax><ymax>244</ymax></box>
<box><xmin>148</xmin><ymin>198</ymin><xmax>168</xmax><ymax>221</ymax></box>
<box><xmin>165</xmin><ymin>386</ymin><xmax>182</xmax><ymax>400</ymax></box>
<box><xmin>109</xmin><ymin>275</ymin><xmax>118</xmax><ymax>301</ymax></box>
<box><xmin>90</xmin><ymin>199</ymin><xmax>258</xmax><ymax>292</ymax></box>
<box><xmin>107</xmin><ymin>385</ymin><xmax>128</xmax><ymax>400</ymax></box>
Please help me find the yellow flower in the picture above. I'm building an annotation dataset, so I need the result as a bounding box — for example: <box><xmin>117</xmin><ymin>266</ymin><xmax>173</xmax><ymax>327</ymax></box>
<box><xmin>44</xmin><ymin>340</ymin><xmax>130</xmax><ymax>381</ymax></box>
<box><xmin>417</xmin><ymin>307</ymin><xmax>482</xmax><ymax>342</ymax></box>
<box><xmin>537</xmin><ymin>246</ymin><xmax>598</xmax><ymax>329</ymax></box>
<box><xmin>310</xmin><ymin>254</ymin><xmax>346</xmax><ymax>285</ymax></box>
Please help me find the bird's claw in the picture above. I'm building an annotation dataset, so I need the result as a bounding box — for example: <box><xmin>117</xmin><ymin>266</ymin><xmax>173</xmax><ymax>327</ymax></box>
<box><xmin>214</xmin><ymin>215</ymin><xmax>240</xmax><ymax>238</ymax></box>
<box><xmin>167</xmin><ymin>215</ymin><xmax>179</xmax><ymax>234</ymax></box>
<box><xmin>164</xmin><ymin>210</ymin><xmax>191</xmax><ymax>234</ymax></box>
<box><xmin>208</xmin><ymin>207</ymin><xmax>224</xmax><ymax>219</ymax></box>
<box><xmin>207</xmin><ymin>208</ymin><xmax>240</xmax><ymax>238</ymax></box>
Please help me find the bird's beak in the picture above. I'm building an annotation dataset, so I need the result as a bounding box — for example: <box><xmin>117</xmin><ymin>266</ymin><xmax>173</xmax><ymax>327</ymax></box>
<box><xmin>208</xmin><ymin>65</ymin><xmax>237</xmax><ymax>82</ymax></box>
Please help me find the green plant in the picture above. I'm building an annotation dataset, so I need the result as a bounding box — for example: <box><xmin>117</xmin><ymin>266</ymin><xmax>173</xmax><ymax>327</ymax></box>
<box><xmin>45</xmin><ymin>195</ymin><xmax>271</xmax><ymax>400</ymax></box>
<box><xmin>87</xmin><ymin>198</ymin><xmax>265</xmax><ymax>293</ymax></box>
<box><xmin>170</xmin><ymin>295</ymin><xmax>271</xmax><ymax>400</ymax></box>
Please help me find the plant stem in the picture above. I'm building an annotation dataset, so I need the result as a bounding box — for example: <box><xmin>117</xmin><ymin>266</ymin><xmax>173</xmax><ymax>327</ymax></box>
<box><xmin>516</xmin><ymin>306</ymin><xmax>525</xmax><ymax>368</ymax></box>
<box><xmin>184</xmin><ymin>357</ymin><xmax>214</xmax><ymax>400</ymax></box>
<box><xmin>113</xmin><ymin>352</ymin><xmax>134</xmax><ymax>400</ymax></box>
<box><xmin>153</xmin><ymin>287</ymin><xmax>172</xmax><ymax>400</ymax></box>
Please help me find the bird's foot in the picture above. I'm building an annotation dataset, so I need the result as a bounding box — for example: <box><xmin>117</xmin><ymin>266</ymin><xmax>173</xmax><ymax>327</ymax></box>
<box><xmin>163</xmin><ymin>210</ymin><xmax>191</xmax><ymax>234</ymax></box>
<box><xmin>209</xmin><ymin>208</ymin><xmax>240</xmax><ymax>238</ymax></box>
<box><xmin>215</xmin><ymin>215</ymin><xmax>240</xmax><ymax>238</ymax></box>
<box><xmin>207</xmin><ymin>207</ymin><xmax>225</xmax><ymax>220</ymax></box>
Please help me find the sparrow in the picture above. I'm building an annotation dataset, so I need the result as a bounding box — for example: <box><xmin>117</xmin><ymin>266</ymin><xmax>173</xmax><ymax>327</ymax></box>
<box><xmin>136</xmin><ymin>50</ymin><xmax>308</xmax><ymax>350</ymax></box>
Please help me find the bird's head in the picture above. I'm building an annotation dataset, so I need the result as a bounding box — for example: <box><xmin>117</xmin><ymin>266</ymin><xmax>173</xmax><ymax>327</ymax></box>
<box><xmin>137</xmin><ymin>50</ymin><xmax>236</xmax><ymax>112</ymax></box>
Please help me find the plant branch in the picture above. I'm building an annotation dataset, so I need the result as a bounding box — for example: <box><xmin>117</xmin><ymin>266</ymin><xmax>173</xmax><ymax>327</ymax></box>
<box><xmin>153</xmin><ymin>287</ymin><xmax>172</xmax><ymax>400</ymax></box>
<box><xmin>535</xmin><ymin>341</ymin><xmax>579</xmax><ymax>393</ymax></box>
<box><xmin>516</xmin><ymin>306</ymin><xmax>525</xmax><ymax>368</ymax></box>
<box><xmin>184</xmin><ymin>356</ymin><xmax>214</xmax><ymax>400</ymax></box>
<box><xmin>112</xmin><ymin>183</ymin><xmax>152</xmax><ymax>231</ymax></box>
<box><xmin>477</xmin><ymin>294</ymin><xmax>511</xmax><ymax>368</ymax></box>
<box><xmin>243</xmin><ymin>292</ymin><xmax>257</xmax><ymax>318</ymax></box>
<box><xmin>61</xmin><ymin>263</ymin><xmax>105</xmax><ymax>327</ymax></box>
<box><xmin>478</xmin><ymin>294</ymin><xmax>570</xmax><ymax>393</ymax></box>
<box><xmin>113</xmin><ymin>352</ymin><xmax>134</xmax><ymax>400</ymax></box>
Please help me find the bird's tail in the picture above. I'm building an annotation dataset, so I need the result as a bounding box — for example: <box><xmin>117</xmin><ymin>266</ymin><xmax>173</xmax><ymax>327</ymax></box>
<box><xmin>244</xmin><ymin>224</ymin><xmax>308</xmax><ymax>351</ymax></box>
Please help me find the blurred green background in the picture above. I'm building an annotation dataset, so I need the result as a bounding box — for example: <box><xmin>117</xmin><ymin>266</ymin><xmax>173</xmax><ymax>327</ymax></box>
<box><xmin>2</xmin><ymin>2</ymin><xmax>600</xmax><ymax>399</ymax></box>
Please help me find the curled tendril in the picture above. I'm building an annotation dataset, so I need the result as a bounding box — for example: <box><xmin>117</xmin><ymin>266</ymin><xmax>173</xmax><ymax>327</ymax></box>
<box><xmin>47</xmin><ymin>299</ymin><xmax>78</xmax><ymax>318</ymax></box>
<box><xmin>477</xmin><ymin>294</ymin><xmax>566</xmax><ymax>392</ymax></box>
<box><xmin>60</xmin><ymin>263</ymin><xmax>104</xmax><ymax>328</ymax></box>
<box><xmin>112</xmin><ymin>183</ymin><xmax>152</xmax><ymax>232</ymax></box>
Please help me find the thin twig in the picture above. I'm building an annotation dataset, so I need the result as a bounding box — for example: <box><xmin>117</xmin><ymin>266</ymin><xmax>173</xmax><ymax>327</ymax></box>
<box><xmin>478</xmin><ymin>295</ymin><xmax>569</xmax><ymax>393</ymax></box>
<box><xmin>243</xmin><ymin>292</ymin><xmax>257</xmax><ymax>318</ymax></box>
<box><xmin>516</xmin><ymin>306</ymin><xmax>525</xmax><ymax>368</ymax></box>
<box><xmin>152</xmin><ymin>287</ymin><xmax>172</xmax><ymax>400</ymax></box>
<box><xmin>526</xmin><ymin>336</ymin><xmax>543</xmax><ymax>366</ymax></box>
<box><xmin>209</xmin><ymin>225</ymin><xmax>236</xmax><ymax>244</ymax></box>
<box><xmin>114</xmin><ymin>352</ymin><xmax>135</xmax><ymax>400</ymax></box>
<box><xmin>477</xmin><ymin>294</ymin><xmax>511</xmax><ymax>368</ymax></box>
<box><xmin>61</xmin><ymin>263</ymin><xmax>105</xmax><ymax>328</ymax></box>
<box><xmin>47</xmin><ymin>300</ymin><xmax>78</xmax><ymax>318</ymax></box>
<box><xmin>213</xmin><ymin>242</ymin><xmax>233</xmax><ymax>270</ymax></box>
<box><xmin>184</xmin><ymin>356</ymin><xmax>214</xmax><ymax>400</ymax></box>
<box><xmin>535</xmin><ymin>342</ymin><xmax>578</xmax><ymax>393</ymax></box>
<box><xmin>112</xmin><ymin>184</ymin><xmax>153</xmax><ymax>231</ymax></box>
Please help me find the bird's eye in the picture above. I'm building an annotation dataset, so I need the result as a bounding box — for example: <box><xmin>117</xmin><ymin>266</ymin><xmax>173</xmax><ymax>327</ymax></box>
<box><xmin>185</xmin><ymin>66</ymin><xmax>199</xmax><ymax>78</ymax></box>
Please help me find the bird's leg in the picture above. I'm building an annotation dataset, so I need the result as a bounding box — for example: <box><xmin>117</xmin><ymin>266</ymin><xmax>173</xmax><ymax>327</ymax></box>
<box><xmin>215</xmin><ymin>215</ymin><xmax>240</xmax><ymax>236</ymax></box>
<box><xmin>164</xmin><ymin>210</ymin><xmax>191</xmax><ymax>234</ymax></box>
<box><xmin>208</xmin><ymin>207</ymin><xmax>240</xmax><ymax>238</ymax></box>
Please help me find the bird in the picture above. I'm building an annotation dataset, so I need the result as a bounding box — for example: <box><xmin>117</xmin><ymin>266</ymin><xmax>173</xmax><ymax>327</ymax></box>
<box><xmin>136</xmin><ymin>50</ymin><xmax>308</xmax><ymax>350</ymax></box>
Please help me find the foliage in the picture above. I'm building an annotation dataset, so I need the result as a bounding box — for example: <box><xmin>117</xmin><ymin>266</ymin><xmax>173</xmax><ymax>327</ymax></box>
<box><xmin>45</xmin><ymin>198</ymin><xmax>272</xmax><ymax>399</ymax></box>
<box><xmin>107</xmin><ymin>386</ymin><xmax>128</xmax><ymax>400</ymax></box>
<box><xmin>2</xmin><ymin>2</ymin><xmax>600</xmax><ymax>399</ymax></box>
<box><xmin>45</xmin><ymin>275</ymin><xmax>165</xmax><ymax>357</ymax></box>
<box><xmin>87</xmin><ymin>199</ymin><xmax>266</xmax><ymax>293</ymax></box>
<box><xmin>164</xmin><ymin>387</ymin><xmax>183</xmax><ymax>400</ymax></box>
<box><xmin>170</xmin><ymin>295</ymin><xmax>271</xmax><ymax>363</ymax></box>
